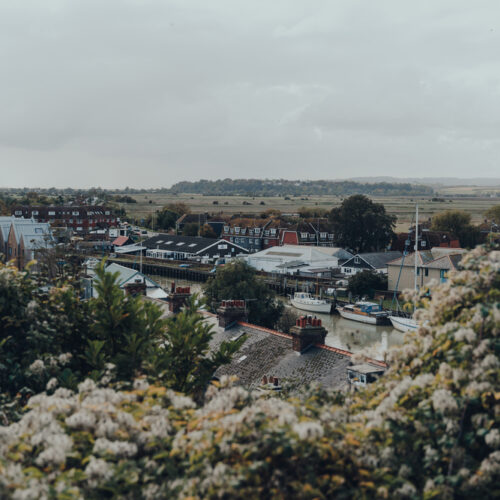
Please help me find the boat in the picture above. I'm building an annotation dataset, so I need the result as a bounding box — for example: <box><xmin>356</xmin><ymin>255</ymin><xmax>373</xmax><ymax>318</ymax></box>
<box><xmin>388</xmin><ymin>203</ymin><xmax>420</xmax><ymax>333</ymax></box>
<box><xmin>290</xmin><ymin>292</ymin><xmax>331</xmax><ymax>314</ymax></box>
<box><xmin>337</xmin><ymin>301</ymin><xmax>389</xmax><ymax>325</ymax></box>
<box><xmin>389</xmin><ymin>315</ymin><xmax>418</xmax><ymax>332</ymax></box>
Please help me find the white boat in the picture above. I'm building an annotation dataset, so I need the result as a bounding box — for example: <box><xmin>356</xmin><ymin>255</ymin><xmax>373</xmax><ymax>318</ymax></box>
<box><xmin>389</xmin><ymin>315</ymin><xmax>418</xmax><ymax>332</ymax></box>
<box><xmin>337</xmin><ymin>301</ymin><xmax>389</xmax><ymax>325</ymax></box>
<box><xmin>388</xmin><ymin>203</ymin><xmax>421</xmax><ymax>333</ymax></box>
<box><xmin>290</xmin><ymin>292</ymin><xmax>331</xmax><ymax>314</ymax></box>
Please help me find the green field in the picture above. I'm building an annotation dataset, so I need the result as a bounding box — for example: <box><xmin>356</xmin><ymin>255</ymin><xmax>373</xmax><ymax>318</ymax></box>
<box><xmin>123</xmin><ymin>192</ymin><xmax>499</xmax><ymax>231</ymax></box>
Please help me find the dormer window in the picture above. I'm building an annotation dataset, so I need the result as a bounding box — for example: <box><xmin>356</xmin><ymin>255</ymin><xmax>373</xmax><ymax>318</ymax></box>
<box><xmin>270</xmin><ymin>228</ymin><xmax>276</xmax><ymax>235</ymax></box>
<box><xmin>254</xmin><ymin>228</ymin><xmax>260</xmax><ymax>235</ymax></box>
<box><xmin>72</xmin><ymin>211</ymin><xmax>79</xmax><ymax>216</ymax></box>
<box><xmin>320</xmin><ymin>232</ymin><xmax>327</xmax><ymax>239</ymax></box>
<box><xmin>235</xmin><ymin>227</ymin><xmax>240</xmax><ymax>234</ymax></box>
<box><xmin>223</xmin><ymin>226</ymin><xmax>229</xmax><ymax>233</ymax></box>
<box><xmin>301</xmin><ymin>232</ymin><xmax>308</xmax><ymax>239</ymax></box>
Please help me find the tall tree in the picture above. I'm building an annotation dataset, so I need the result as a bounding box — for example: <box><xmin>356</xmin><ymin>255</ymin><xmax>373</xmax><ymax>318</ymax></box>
<box><xmin>431</xmin><ymin>210</ymin><xmax>482</xmax><ymax>248</ymax></box>
<box><xmin>485</xmin><ymin>204</ymin><xmax>500</xmax><ymax>224</ymax></box>
<box><xmin>147</xmin><ymin>295</ymin><xmax>244</xmax><ymax>400</ymax></box>
<box><xmin>328</xmin><ymin>195</ymin><xmax>396</xmax><ymax>253</ymax></box>
<box><xmin>204</xmin><ymin>261</ymin><xmax>284</xmax><ymax>329</ymax></box>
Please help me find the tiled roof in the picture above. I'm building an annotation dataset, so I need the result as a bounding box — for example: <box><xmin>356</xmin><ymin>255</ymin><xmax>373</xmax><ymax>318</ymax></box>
<box><xmin>345</xmin><ymin>251</ymin><xmax>403</xmax><ymax>269</ymax></box>
<box><xmin>205</xmin><ymin>315</ymin><xmax>354</xmax><ymax>391</ymax></box>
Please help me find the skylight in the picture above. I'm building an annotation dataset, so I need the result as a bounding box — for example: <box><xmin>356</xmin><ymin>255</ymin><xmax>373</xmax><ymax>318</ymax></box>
<box><xmin>176</xmin><ymin>242</ymin><xmax>184</xmax><ymax>246</ymax></box>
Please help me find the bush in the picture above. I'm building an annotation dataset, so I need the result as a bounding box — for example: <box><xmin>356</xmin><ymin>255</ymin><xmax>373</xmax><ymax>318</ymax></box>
<box><xmin>1</xmin><ymin>246</ymin><xmax>498</xmax><ymax>498</ymax></box>
<box><xmin>347</xmin><ymin>270</ymin><xmax>387</xmax><ymax>298</ymax></box>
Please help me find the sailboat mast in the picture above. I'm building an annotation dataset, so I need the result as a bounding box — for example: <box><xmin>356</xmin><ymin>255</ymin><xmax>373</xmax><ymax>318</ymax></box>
<box><xmin>414</xmin><ymin>203</ymin><xmax>419</xmax><ymax>290</ymax></box>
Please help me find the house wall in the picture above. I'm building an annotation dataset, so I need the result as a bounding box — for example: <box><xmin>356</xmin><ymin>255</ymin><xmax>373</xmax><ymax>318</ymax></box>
<box><xmin>388</xmin><ymin>265</ymin><xmax>450</xmax><ymax>291</ymax></box>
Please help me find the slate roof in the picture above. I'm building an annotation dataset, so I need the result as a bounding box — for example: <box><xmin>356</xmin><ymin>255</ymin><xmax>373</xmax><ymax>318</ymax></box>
<box><xmin>13</xmin><ymin>221</ymin><xmax>54</xmax><ymax>250</ymax></box>
<box><xmin>388</xmin><ymin>248</ymin><xmax>465</xmax><ymax>268</ymax></box>
<box><xmin>424</xmin><ymin>253</ymin><xmax>463</xmax><ymax>270</ymax></box>
<box><xmin>143</xmin><ymin>234</ymin><xmax>248</xmax><ymax>254</ymax></box>
<box><xmin>344</xmin><ymin>251</ymin><xmax>403</xmax><ymax>269</ymax></box>
<box><xmin>204</xmin><ymin>315</ymin><xmax>354</xmax><ymax>391</ymax></box>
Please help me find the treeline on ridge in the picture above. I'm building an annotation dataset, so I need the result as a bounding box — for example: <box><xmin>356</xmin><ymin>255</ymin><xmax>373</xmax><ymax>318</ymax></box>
<box><xmin>168</xmin><ymin>179</ymin><xmax>434</xmax><ymax>196</ymax></box>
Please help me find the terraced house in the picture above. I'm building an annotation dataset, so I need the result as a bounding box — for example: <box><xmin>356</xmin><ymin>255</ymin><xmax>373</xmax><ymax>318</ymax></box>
<box><xmin>11</xmin><ymin>205</ymin><xmax>116</xmax><ymax>234</ymax></box>
<box><xmin>0</xmin><ymin>216</ymin><xmax>54</xmax><ymax>269</ymax></box>
<box><xmin>221</xmin><ymin>217</ymin><xmax>336</xmax><ymax>253</ymax></box>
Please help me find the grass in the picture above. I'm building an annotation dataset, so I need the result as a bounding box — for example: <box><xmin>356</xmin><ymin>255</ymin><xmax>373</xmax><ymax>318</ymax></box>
<box><xmin>122</xmin><ymin>192</ymin><xmax>500</xmax><ymax>231</ymax></box>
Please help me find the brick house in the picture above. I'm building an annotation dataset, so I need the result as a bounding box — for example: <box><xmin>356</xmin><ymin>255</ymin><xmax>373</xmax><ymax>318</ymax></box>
<box><xmin>11</xmin><ymin>205</ymin><xmax>116</xmax><ymax>235</ymax></box>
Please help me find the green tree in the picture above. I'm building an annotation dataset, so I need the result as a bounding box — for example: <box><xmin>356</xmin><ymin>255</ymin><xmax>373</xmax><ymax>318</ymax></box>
<box><xmin>347</xmin><ymin>270</ymin><xmax>387</xmax><ymax>298</ymax></box>
<box><xmin>87</xmin><ymin>262</ymin><xmax>167</xmax><ymax>379</ymax></box>
<box><xmin>200</xmin><ymin>224</ymin><xmax>217</xmax><ymax>238</ymax></box>
<box><xmin>328</xmin><ymin>195</ymin><xmax>396</xmax><ymax>252</ymax></box>
<box><xmin>165</xmin><ymin>202</ymin><xmax>191</xmax><ymax>216</ymax></box>
<box><xmin>182</xmin><ymin>222</ymin><xmax>199</xmax><ymax>236</ymax></box>
<box><xmin>485</xmin><ymin>204</ymin><xmax>500</xmax><ymax>224</ymax></box>
<box><xmin>204</xmin><ymin>261</ymin><xmax>284</xmax><ymax>328</ymax></box>
<box><xmin>431</xmin><ymin>210</ymin><xmax>482</xmax><ymax>248</ymax></box>
<box><xmin>146</xmin><ymin>209</ymin><xmax>177</xmax><ymax>231</ymax></box>
<box><xmin>147</xmin><ymin>295</ymin><xmax>245</xmax><ymax>399</ymax></box>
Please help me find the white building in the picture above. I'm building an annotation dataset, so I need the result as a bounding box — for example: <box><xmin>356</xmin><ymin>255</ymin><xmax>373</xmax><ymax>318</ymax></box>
<box><xmin>245</xmin><ymin>245</ymin><xmax>353</xmax><ymax>275</ymax></box>
<box><xmin>84</xmin><ymin>262</ymin><xmax>167</xmax><ymax>299</ymax></box>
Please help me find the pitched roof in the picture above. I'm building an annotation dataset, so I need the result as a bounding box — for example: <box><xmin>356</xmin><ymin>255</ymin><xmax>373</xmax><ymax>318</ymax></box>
<box><xmin>345</xmin><ymin>251</ymin><xmax>403</xmax><ymax>269</ymax></box>
<box><xmin>424</xmin><ymin>254</ymin><xmax>463</xmax><ymax>270</ymax></box>
<box><xmin>205</xmin><ymin>315</ymin><xmax>353</xmax><ymax>390</ymax></box>
<box><xmin>388</xmin><ymin>248</ymin><xmax>465</xmax><ymax>267</ymax></box>
<box><xmin>112</xmin><ymin>236</ymin><xmax>132</xmax><ymax>246</ymax></box>
<box><xmin>143</xmin><ymin>233</ymin><xmax>248</xmax><ymax>254</ymax></box>
<box><xmin>13</xmin><ymin>221</ymin><xmax>53</xmax><ymax>249</ymax></box>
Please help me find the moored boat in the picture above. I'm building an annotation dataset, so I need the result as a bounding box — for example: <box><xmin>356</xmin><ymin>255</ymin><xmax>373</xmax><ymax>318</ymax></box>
<box><xmin>337</xmin><ymin>301</ymin><xmax>389</xmax><ymax>325</ymax></box>
<box><xmin>290</xmin><ymin>292</ymin><xmax>331</xmax><ymax>314</ymax></box>
<box><xmin>389</xmin><ymin>315</ymin><xmax>419</xmax><ymax>332</ymax></box>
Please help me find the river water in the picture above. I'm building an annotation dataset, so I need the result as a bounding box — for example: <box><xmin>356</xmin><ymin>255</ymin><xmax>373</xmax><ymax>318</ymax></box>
<box><xmin>149</xmin><ymin>275</ymin><xmax>405</xmax><ymax>362</ymax></box>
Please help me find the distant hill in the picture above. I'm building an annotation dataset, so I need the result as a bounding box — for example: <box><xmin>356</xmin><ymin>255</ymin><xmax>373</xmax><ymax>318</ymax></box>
<box><xmin>347</xmin><ymin>176</ymin><xmax>500</xmax><ymax>187</ymax></box>
<box><xmin>168</xmin><ymin>179</ymin><xmax>434</xmax><ymax>196</ymax></box>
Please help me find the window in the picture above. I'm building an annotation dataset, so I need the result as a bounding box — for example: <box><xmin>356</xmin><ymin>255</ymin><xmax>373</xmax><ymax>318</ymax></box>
<box><xmin>320</xmin><ymin>232</ymin><xmax>327</xmax><ymax>238</ymax></box>
<box><xmin>32</xmin><ymin>210</ymin><xmax>39</xmax><ymax>215</ymax></box>
<box><xmin>15</xmin><ymin>211</ymin><xmax>22</xmax><ymax>215</ymax></box>
<box><xmin>235</xmin><ymin>227</ymin><xmax>240</xmax><ymax>234</ymax></box>
<box><xmin>105</xmin><ymin>211</ymin><xmax>110</xmax><ymax>215</ymax></box>
<box><xmin>354</xmin><ymin>257</ymin><xmax>360</xmax><ymax>264</ymax></box>
<box><xmin>264</xmin><ymin>230</ymin><xmax>269</xmax><ymax>236</ymax></box>
<box><xmin>255</xmin><ymin>238</ymin><xmax>259</xmax><ymax>243</ymax></box>
<box><xmin>230</xmin><ymin>237</ymin><xmax>234</xmax><ymax>242</ymax></box>
<box><xmin>254</xmin><ymin>228</ymin><xmax>260</xmax><ymax>235</ymax></box>
<box><xmin>223</xmin><ymin>226</ymin><xmax>229</xmax><ymax>233</ymax></box>
<box><xmin>301</xmin><ymin>232</ymin><xmax>308</xmax><ymax>239</ymax></box>
<box><xmin>176</xmin><ymin>242</ymin><xmax>184</xmax><ymax>246</ymax></box>
<box><xmin>48</xmin><ymin>211</ymin><xmax>55</xmax><ymax>216</ymax></box>
<box><xmin>188</xmin><ymin>243</ymin><xmax>197</xmax><ymax>247</ymax></box>
<box><xmin>72</xmin><ymin>211</ymin><xmax>79</xmax><ymax>216</ymax></box>
<box><xmin>270</xmin><ymin>228</ymin><xmax>276</xmax><ymax>235</ymax></box>
<box><xmin>218</xmin><ymin>244</ymin><xmax>228</xmax><ymax>249</ymax></box>
<box><xmin>264</xmin><ymin>239</ymin><xmax>269</xmax><ymax>244</ymax></box>
<box><xmin>165</xmin><ymin>241</ymin><xmax>173</xmax><ymax>245</ymax></box>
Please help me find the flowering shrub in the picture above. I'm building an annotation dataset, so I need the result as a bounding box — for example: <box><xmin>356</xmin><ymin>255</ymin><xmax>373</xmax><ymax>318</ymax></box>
<box><xmin>0</xmin><ymin>246</ymin><xmax>498</xmax><ymax>498</ymax></box>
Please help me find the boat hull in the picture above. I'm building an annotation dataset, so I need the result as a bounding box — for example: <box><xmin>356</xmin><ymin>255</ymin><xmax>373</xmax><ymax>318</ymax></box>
<box><xmin>389</xmin><ymin>315</ymin><xmax>418</xmax><ymax>332</ymax></box>
<box><xmin>337</xmin><ymin>307</ymin><xmax>387</xmax><ymax>325</ymax></box>
<box><xmin>290</xmin><ymin>299</ymin><xmax>331</xmax><ymax>314</ymax></box>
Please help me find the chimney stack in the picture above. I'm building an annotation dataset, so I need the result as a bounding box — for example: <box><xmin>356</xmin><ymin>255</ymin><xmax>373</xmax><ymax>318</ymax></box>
<box><xmin>166</xmin><ymin>282</ymin><xmax>192</xmax><ymax>313</ymax></box>
<box><xmin>290</xmin><ymin>315</ymin><xmax>327</xmax><ymax>354</ymax></box>
<box><xmin>217</xmin><ymin>300</ymin><xmax>248</xmax><ymax>330</ymax></box>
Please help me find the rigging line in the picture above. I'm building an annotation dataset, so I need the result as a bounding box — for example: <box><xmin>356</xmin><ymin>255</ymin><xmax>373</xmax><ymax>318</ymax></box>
<box><xmin>391</xmin><ymin>210</ymin><xmax>416</xmax><ymax>313</ymax></box>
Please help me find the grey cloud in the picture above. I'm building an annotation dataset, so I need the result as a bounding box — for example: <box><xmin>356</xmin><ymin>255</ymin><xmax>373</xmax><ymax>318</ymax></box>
<box><xmin>0</xmin><ymin>0</ymin><xmax>498</xmax><ymax>187</ymax></box>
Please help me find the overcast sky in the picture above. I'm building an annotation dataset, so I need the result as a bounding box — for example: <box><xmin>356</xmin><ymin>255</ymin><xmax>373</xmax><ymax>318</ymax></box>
<box><xmin>0</xmin><ymin>0</ymin><xmax>499</xmax><ymax>188</ymax></box>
